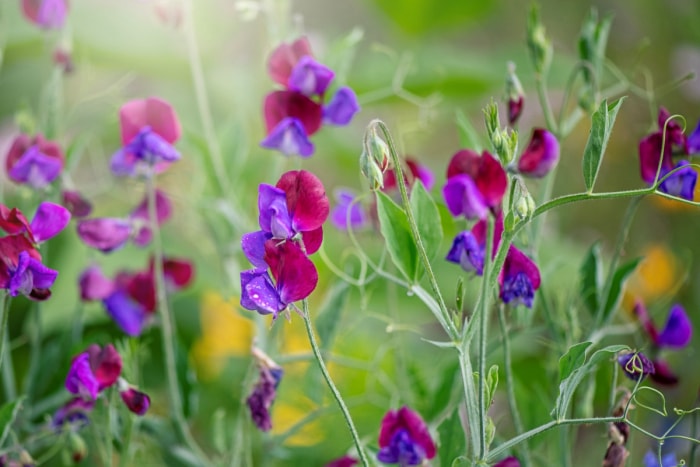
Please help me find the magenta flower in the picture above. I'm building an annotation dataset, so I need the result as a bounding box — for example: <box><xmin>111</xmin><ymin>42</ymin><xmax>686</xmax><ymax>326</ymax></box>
<box><xmin>635</xmin><ymin>302</ymin><xmax>692</xmax><ymax>349</ymax></box>
<box><xmin>517</xmin><ymin>128</ymin><xmax>559</xmax><ymax>178</ymax></box>
<box><xmin>246</xmin><ymin>347</ymin><xmax>283</xmax><ymax>431</ymax></box>
<box><xmin>617</xmin><ymin>351</ymin><xmax>655</xmax><ymax>381</ymax></box>
<box><xmin>21</xmin><ymin>0</ymin><xmax>68</xmax><ymax>29</ymax></box>
<box><xmin>384</xmin><ymin>158</ymin><xmax>435</xmax><ymax>193</ymax></box>
<box><xmin>649</xmin><ymin>358</ymin><xmax>679</xmax><ymax>386</ymax></box>
<box><xmin>499</xmin><ymin>246</ymin><xmax>541</xmax><ymax>308</ymax></box>
<box><xmin>267</xmin><ymin>37</ymin><xmax>313</xmax><ymax>88</ymax></box>
<box><xmin>325</xmin><ymin>456</ymin><xmax>359</xmax><ymax>467</ymax></box>
<box><xmin>111</xmin><ymin>97</ymin><xmax>181</xmax><ymax>176</ymax></box>
<box><xmin>61</xmin><ymin>190</ymin><xmax>93</xmax><ymax>218</ymax></box>
<box><xmin>443</xmin><ymin>150</ymin><xmax>507</xmax><ymax>220</ymax></box>
<box><xmin>240</xmin><ymin>241</ymin><xmax>318</xmax><ymax>317</ymax></box>
<box><xmin>65</xmin><ymin>344</ymin><xmax>123</xmax><ymax>400</ymax></box>
<box><xmin>377</xmin><ymin>406</ymin><xmax>436</xmax><ymax>466</ymax></box>
<box><xmin>494</xmin><ymin>457</ymin><xmax>521</xmax><ymax>467</ymax></box>
<box><xmin>78</xmin><ymin>265</ymin><xmax>115</xmax><ymax>301</ymax></box>
<box><xmin>330</xmin><ymin>189</ymin><xmax>368</xmax><ymax>230</ymax></box>
<box><xmin>119</xmin><ymin>384</ymin><xmax>151</xmax><ymax>416</ymax></box>
<box><xmin>5</xmin><ymin>133</ymin><xmax>64</xmax><ymax>189</ymax></box>
<box><xmin>508</xmin><ymin>96</ymin><xmax>524</xmax><ymax>126</ymax></box>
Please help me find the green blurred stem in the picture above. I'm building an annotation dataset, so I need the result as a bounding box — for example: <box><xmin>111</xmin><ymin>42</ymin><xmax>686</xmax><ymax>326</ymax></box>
<box><xmin>497</xmin><ymin>305</ymin><xmax>531</xmax><ymax>467</ymax></box>
<box><xmin>301</xmin><ymin>300</ymin><xmax>369</xmax><ymax>466</ymax></box>
<box><xmin>182</xmin><ymin>0</ymin><xmax>229</xmax><ymax>196</ymax></box>
<box><xmin>0</xmin><ymin>294</ymin><xmax>15</xmax><ymax>402</ymax></box>
<box><xmin>476</xmin><ymin>215</ymin><xmax>494</xmax><ymax>461</ymax></box>
<box><xmin>146</xmin><ymin>175</ymin><xmax>210</xmax><ymax>464</ymax></box>
<box><xmin>371</xmin><ymin>120</ymin><xmax>458</xmax><ymax>340</ymax></box>
<box><xmin>535</xmin><ymin>74</ymin><xmax>558</xmax><ymax>137</ymax></box>
<box><xmin>690</xmin><ymin>410</ymin><xmax>698</xmax><ymax>467</ymax></box>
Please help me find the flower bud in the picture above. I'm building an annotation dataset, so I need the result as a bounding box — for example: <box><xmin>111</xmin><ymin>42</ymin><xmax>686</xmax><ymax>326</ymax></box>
<box><xmin>517</xmin><ymin>128</ymin><xmax>559</xmax><ymax>178</ymax></box>
<box><xmin>69</xmin><ymin>432</ymin><xmax>88</xmax><ymax>463</ymax></box>
<box><xmin>526</xmin><ymin>6</ymin><xmax>552</xmax><ymax>75</ymax></box>
<box><xmin>505</xmin><ymin>62</ymin><xmax>525</xmax><ymax>126</ymax></box>
<box><xmin>514</xmin><ymin>192</ymin><xmax>536</xmax><ymax>221</ymax></box>
<box><xmin>361</xmin><ymin>127</ymin><xmax>389</xmax><ymax>190</ymax></box>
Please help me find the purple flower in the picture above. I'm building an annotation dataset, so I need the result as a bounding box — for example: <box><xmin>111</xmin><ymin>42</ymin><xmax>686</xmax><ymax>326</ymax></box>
<box><xmin>494</xmin><ymin>457</ymin><xmax>521</xmax><ymax>467</ymax></box>
<box><xmin>246</xmin><ymin>349</ymin><xmax>283</xmax><ymax>432</ymax></box>
<box><xmin>77</xmin><ymin>218</ymin><xmax>132</xmax><ymax>253</ymax></box>
<box><xmin>688</xmin><ymin>119</ymin><xmax>700</xmax><ymax>154</ymax></box>
<box><xmin>65</xmin><ymin>353</ymin><xmax>99</xmax><ymax>400</ymax></box>
<box><xmin>499</xmin><ymin>247</ymin><xmax>541</xmax><ymax>308</ymax></box>
<box><xmin>377</xmin><ymin>406</ymin><xmax>435</xmax><ymax>466</ymax></box>
<box><xmin>324</xmin><ymin>87</ymin><xmax>360</xmax><ymax>126</ymax></box>
<box><xmin>119</xmin><ymin>385</ymin><xmax>151</xmax><ymax>416</ymax></box>
<box><xmin>444</xmin><ymin>150</ymin><xmax>507</xmax><ymax>220</ymax></box>
<box><xmin>111</xmin><ymin>126</ymin><xmax>180</xmax><ymax>176</ymax></box>
<box><xmin>446</xmin><ymin>231</ymin><xmax>485</xmax><ymax>275</ymax></box>
<box><xmin>656</xmin><ymin>304</ymin><xmax>692</xmax><ymax>349</ymax></box>
<box><xmin>638</xmin><ymin>107</ymin><xmax>690</xmax><ymax>186</ymax></box>
<box><xmin>330</xmin><ymin>189</ymin><xmax>368</xmax><ymax>230</ymax></box>
<box><xmin>8</xmin><ymin>145</ymin><xmax>63</xmax><ymax>189</ymax></box>
<box><xmin>21</xmin><ymin>0</ymin><xmax>68</xmax><ymax>29</ymax></box>
<box><xmin>643</xmin><ymin>450</ymin><xmax>677</xmax><ymax>467</ymax></box>
<box><xmin>62</xmin><ymin>190</ymin><xmax>93</xmax><ymax>218</ymax></box>
<box><xmin>617</xmin><ymin>351</ymin><xmax>655</xmax><ymax>381</ymax></box>
<box><xmin>79</xmin><ymin>265</ymin><xmax>115</xmax><ymax>301</ymax></box>
<box><xmin>517</xmin><ymin>128</ymin><xmax>559</xmax><ymax>178</ymax></box>
<box><xmin>264</xmin><ymin>91</ymin><xmax>323</xmax><ymax>138</ymax></box>
<box><xmin>267</xmin><ymin>36</ymin><xmax>313</xmax><ymax>88</ymax></box>
<box><xmin>260</xmin><ymin>117</ymin><xmax>315</xmax><ymax>157</ymax></box>
<box><xmin>29</xmin><ymin>202</ymin><xmax>71</xmax><ymax>243</ymax></box>
<box><xmin>288</xmin><ymin>56</ymin><xmax>335</xmax><ymax>97</ymax></box>
<box><xmin>52</xmin><ymin>397</ymin><xmax>94</xmax><ymax>428</ymax></box>
<box><xmin>7</xmin><ymin>250</ymin><xmax>58</xmax><ymax>298</ymax></box>
<box><xmin>240</xmin><ymin>241</ymin><xmax>319</xmax><ymax>318</ymax></box>
<box><xmin>128</xmin><ymin>189</ymin><xmax>172</xmax><ymax>246</ymax></box>
<box><xmin>658</xmin><ymin>160</ymin><xmax>697</xmax><ymax>201</ymax></box>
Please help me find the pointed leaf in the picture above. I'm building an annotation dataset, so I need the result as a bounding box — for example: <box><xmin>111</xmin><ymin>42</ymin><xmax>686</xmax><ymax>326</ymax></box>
<box><xmin>601</xmin><ymin>257</ymin><xmax>642</xmax><ymax>323</ymax></box>
<box><xmin>582</xmin><ymin>97</ymin><xmax>625</xmax><ymax>192</ymax></box>
<box><xmin>438</xmin><ymin>411</ymin><xmax>467</xmax><ymax>467</ymax></box>
<box><xmin>410</xmin><ymin>180</ymin><xmax>443</xmax><ymax>281</ymax></box>
<box><xmin>579</xmin><ymin>242</ymin><xmax>603</xmax><ymax>316</ymax></box>
<box><xmin>559</xmin><ymin>341</ymin><xmax>592</xmax><ymax>383</ymax></box>
<box><xmin>376</xmin><ymin>191</ymin><xmax>418</xmax><ymax>281</ymax></box>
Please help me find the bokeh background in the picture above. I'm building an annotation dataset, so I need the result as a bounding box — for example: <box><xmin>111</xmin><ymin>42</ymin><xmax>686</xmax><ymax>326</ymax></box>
<box><xmin>1</xmin><ymin>0</ymin><xmax>700</xmax><ymax>465</ymax></box>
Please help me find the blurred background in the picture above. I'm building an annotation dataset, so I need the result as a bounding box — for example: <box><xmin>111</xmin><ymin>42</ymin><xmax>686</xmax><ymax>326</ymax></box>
<box><xmin>1</xmin><ymin>0</ymin><xmax>700</xmax><ymax>465</ymax></box>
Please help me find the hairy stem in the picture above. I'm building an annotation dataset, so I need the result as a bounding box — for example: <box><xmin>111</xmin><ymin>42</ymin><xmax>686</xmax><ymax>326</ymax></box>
<box><xmin>146</xmin><ymin>175</ymin><xmax>209</xmax><ymax>463</ymax></box>
<box><xmin>301</xmin><ymin>300</ymin><xmax>369</xmax><ymax>466</ymax></box>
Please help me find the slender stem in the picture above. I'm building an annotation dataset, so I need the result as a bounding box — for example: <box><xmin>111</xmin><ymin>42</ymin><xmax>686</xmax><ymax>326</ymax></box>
<box><xmin>372</xmin><ymin>120</ymin><xmax>459</xmax><ymax>340</ymax></box>
<box><xmin>497</xmin><ymin>305</ymin><xmax>531</xmax><ymax>467</ymax></box>
<box><xmin>457</xmin><ymin>351</ymin><xmax>480</xmax><ymax>456</ymax></box>
<box><xmin>690</xmin><ymin>409</ymin><xmax>698</xmax><ymax>467</ymax></box>
<box><xmin>476</xmin><ymin>215</ymin><xmax>494</xmax><ymax>461</ymax></box>
<box><xmin>535</xmin><ymin>74</ymin><xmax>558</xmax><ymax>136</ymax></box>
<box><xmin>559</xmin><ymin>426</ymin><xmax>572</xmax><ymax>467</ymax></box>
<box><xmin>301</xmin><ymin>300</ymin><xmax>369</xmax><ymax>466</ymax></box>
<box><xmin>0</xmin><ymin>294</ymin><xmax>10</xmax><ymax>376</ymax></box>
<box><xmin>145</xmin><ymin>175</ymin><xmax>209</xmax><ymax>463</ymax></box>
<box><xmin>0</xmin><ymin>294</ymin><xmax>15</xmax><ymax>402</ymax></box>
<box><xmin>181</xmin><ymin>0</ymin><xmax>229</xmax><ymax>196</ymax></box>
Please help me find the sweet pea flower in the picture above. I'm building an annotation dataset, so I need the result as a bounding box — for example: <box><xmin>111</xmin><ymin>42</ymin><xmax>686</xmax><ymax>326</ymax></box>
<box><xmin>658</xmin><ymin>160</ymin><xmax>697</xmax><ymax>201</ymax></box>
<box><xmin>330</xmin><ymin>189</ymin><xmax>368</xmax><ymax>230</ymax></box>
<box><xmin>446</xmin><ymin>214</ymin><xmax>503</xmax><ymax>275</ymax></box>
<box><xmin>499</xmin><ymin>246</ymin><xmax>541</xmax><ymax>308</ymax></box>
<box><xmin>61</xmin><ymin>190</ymin><xmax>93</xmax><ymax>218</ymax></box>
<box><xmin>516</xmin><ymin>128</ymin><xmax>559</xmax><ymax>178</ymax></box>
<box><xmin>260</xmin><ymin>117</ymin><xmax>315</xmax><ymax>157</ymax></box>
<box><xmin>78</xmin><ymin>265</ymin><xmax>115</xmax><ymax>301</ymax></box>
<box><xmin>110</xmin><ymin>97</ymin><xmax>181</xmax><ymax>177</ymax></box>
<box><xmin>267</xmin><ymin>36</ymin><xmax>313</xmax><ymax>88</ymax></box>
<box><xmin>494</xmin><ymin>457</ymin><xmax>521</xmax><ymax>467</ymax></box>
<box><xmin>688</xmin><ymin>119</ymin><xmax>700</xmax><ymax>154</ymax></box>
<box><xmin>443</xmin><ymin>150</ymin><xmax>507</xmax><ymax>220</ymax></box>
<box><xmin>52</xmin><ymin>397</ymin><xmax>94</xmax><ymax>428</ymax></box>
<box><xmin>65</xmin><ymin>344</ymin><xmax>123</xmax><ymax>400</ymax></box>
<box><xmin>384</xmin><ymin>157</ymin><xmax>435</xmax><ymax>193</ymax></box>
<box><xmin>246</xmin><ymin>347</ymin><xmax>283</xmax><ymax>432</ymax></box>
<box><xmin>5</xmin><ymin>133</ymin><xmax>64</xmax><ymax>189</ymax></box>
<box><xmin>377</xmin><ymin>406</ymin><xmax>435</xmax><ymax>466</ymax></box>
<box><xmin>21</xmin><ymin>0</ymin><xmax>68</xmax><ymax>29</ymax></box>
<box><xmin>617</xmin><ymin>351</ymin><xmax>655</xmax><ymax>381</ymax></box>
<box><xmin>634</xmin><ymin>302</ymin><xmax>692</xmax><ymax>349</ymax></box>
<box><xmin>288</xmin><ymin>56</ymin><xmax>335</xmax><ymax>97</ymax></box>
<box><xmin>324</xmin><ymin>87</ymin><xmax>361</xmax><ymax>126</ymax></box>
<box><xmin>643</xmin><ymin>450</ymin><xmax>677</xmax><ymax>467</ymax></box>
<box><xmin>118</xmin><ymin>379</ymin><xmax>151</xmax><ymax>416</ymax></box>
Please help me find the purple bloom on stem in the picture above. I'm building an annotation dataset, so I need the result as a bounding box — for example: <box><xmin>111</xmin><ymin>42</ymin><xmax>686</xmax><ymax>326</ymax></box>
<box><xmin>77</xmin><ymin>218</ymin><xmax>132</xmax><ymax>253</ymax></box>
<box><xmin>111</xmin><ymin>126</ymin><xmax>180</xmax><ymax>176</ymax></box>
<box><xmin>330</xmin><ymin>189</ymin><xmax>368</xmax><ymax>230</ymax></box>
<box><xmin>7</xmin><ymin>251</ymin><xmax>58</xmax><ymax>298</ymax></box>
<box><xmin>658</xmin><ymin>160</ymin><xmax>697</xmax><ymax>201</ymax></box>
<box><xmin>617</xmin><ymin>351</ymin><xmax>655</xmax><ymax>381</ymax></box>
<box><xmin>103</xmin><ymin>290</ymin><xmax>149</xmax><ymax>336</ymax></box>
<box><xmin>446</xmin><ymin>231</ymin><xmax>484</xmax><ymax>275</ymax></box>
<box><xmin>517</xmin><ymin>128</ymin><xmax>559</xmax><ymax>178</ymax></box>
<box><xmin>288</xmin><ymin>56</ymin><xmax>335</xmax><ymax>97</ymax></box>
<box><xmin>656</xmin><ymin>304</ymin><xmax>692</xmax><ymax>349</ymax></box>
<box><xmin>264</xmin><ymin>90</ymin><xmax>323</xmax><ymax>137</ymax></box>
<box><xmin>639</xmin><ymin>132</ymin><xmax>673</xmax><ymax>184</ymax></box>
<box><xmin>444</xmin><ymin>150</ymin><xmax>507</xmax><ymax>219</ymax></box>
<box><xmin>377</xmin><ymin>406</ymin><xmax>435</xmax><ymax>466</ymax></box>
<box><xmin>643</xmin><ymin>450</ymin><xmax>677</xmax><ymax>467</ymax></box>
<box><xmin>688</xmin><ymin>119</ymin><xmax>700</xmax><ymax>154</ymax></box>
<box><xmin>443</xmin><ymin>174</ymin><xmax>489</xmax><ymax>219</ymax></box>
<box><xmin>494</xmin><ymin>457</ymin><xmax>521</xmax><ymax>467</ymax></box>
<box><xmin>499</xmin><ymin>247</ymin><xmax>541</xmax><ymax>308</ymax></box>
<box><xmin>324</xmin><ymin>87</ymin><xmax>360</xmax><ymax>126</ymax></box>
<box><xmin>79</xmin><ymin>265</ymin><xmax>115</xmax><ymax>301</ymax></box>
<box><xmin>260</xmin><ymin>117</ymin><xmax>314</xmax><ymax>157</ymax></box>
<box><xmin>246</xmin><ymin>349</ymin><xmax>283</xmax><ymax>432</ymax></box>
<box><xmin>62</xmin><ymin>190</ymin><xmax>93</xmax><ymax>218</ymax></box>
<box><xmin>21</xmin><ymin>0</ymin><xmax>68</xmax><ymax>29</ymax></box>
<box><xmin>52</xmin><ymin>397</ymin><xmax>94</xmax><ymax>428</ymax></box>
<box><xmin>8</xmin><ymin>146</ymin><xmax>63</xmax><ymax>189</ymax></box>
<box><xmin>119</xmin><ymin>385</ymin><xmax>151</xmax><ymax>416</ymax></box>
<box><xmin>267</xmin><ymin>37</ymin><xmax>313</xmax><ymax>87</ymax></box>
<box><xmin>85</xmin><ymin>343</ymin><xmax>122</xmax><ymax>390</ymax></box>
<box><xmin>65</xmin><ymin>353</ymin><xmax>99</xmax><ymax>400</ymax></box>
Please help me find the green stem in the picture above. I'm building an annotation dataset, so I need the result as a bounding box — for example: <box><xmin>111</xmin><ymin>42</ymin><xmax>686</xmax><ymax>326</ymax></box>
<box><xmin>457</xmin><ymin>351</ymin><xmax>480</xmax><ymax>455</ymax></box>
<box><xmin>0</xmin><ymin>294</ymin><xmax>15</xmax><ymax>402</ymax></box>
<box><xmin>119</xmin><ymin>413</ymin><xmax>135</xmax><ymax>467</ymax></box>
<box><xmin>690</xmin><ymin>409</ymin><xmax>698</xmax><ymax>467</ymax></box>
<box><xmin>497</xmin><ymin>305</ymin><xmax>531</xmax><ymax>467</ymax></box>
<box><xmin>372</xmin><ymin>120</ymin><xmax>459</xmax><ymax>340</ymax></box>
<box><xmin>535</xmin><ymin>74</ymin><xmax>558</xmax><ymax>137</ymax></box>
<box><xmin>0</xmin><ymin>294</ymin><xmax>10</xmax><ymax>375</ymax></box>
<box><xmin>145</xmin><ymin>175</ymin><xmax>209</xmax><ymax>463</ymax></box>
<box><xmin>301</xmin><ymin>300</ymin><xmax>369</xmax><ymax>466</ymax></box>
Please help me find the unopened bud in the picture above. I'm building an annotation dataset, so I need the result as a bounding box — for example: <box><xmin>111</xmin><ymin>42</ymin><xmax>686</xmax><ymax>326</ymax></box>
<box><xmin>514</xmin><ymin>192</ymin><xmax>536</xmax><ymax>220</ymax></box>
<box><xmin>505</xmin><ymin>62</ymin><xmax>525</xmax><ymax>125</ymax></box>
<box><xmin>527</xmin><ymin>5</ymin><xmax>552</xmax><ymax>75</ymax></box>
<box><xmin>69</xmin><ymin>432</ymin><xmax>88</xmax><ymax>463</ymax></box>
<box><xmin>361</xmin><ymin>127</ymin><xmax>389</xmax><ymax>190</ymax></box>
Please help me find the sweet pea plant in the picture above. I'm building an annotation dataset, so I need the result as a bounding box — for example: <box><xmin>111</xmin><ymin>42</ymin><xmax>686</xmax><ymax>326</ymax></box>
<box><xmin>1</xmin><ymin>1</ymin><xmax>700</xmax><ymax>466</ymax></box>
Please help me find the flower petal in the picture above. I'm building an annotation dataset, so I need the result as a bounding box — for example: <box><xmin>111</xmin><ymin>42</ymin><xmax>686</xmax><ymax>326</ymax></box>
<box><xmin>657</xmin><ymin>304</ymin><xmax>692</xmax><ymax>349</ymax></box>
<box><xmin>267</xmin><ymin>36</ymin><xmax>313</xmax><ymax>87</ymax></box>
<box><xmin>264</xmin><ymin>241</ymin><xmax>318</xmax><ymax>304</ymax></box>
<box><xmin>276</xmin><ymin>170</ymin><xmax>330</xmax><ymax>232</ymax></box>
<box><xmin>86</xmin><ymin>343</ymin><xmax>123</xmax><ymax>390</ymax></box>
<box><xmin>260</xmin><ymin>117</ymin><xmax>315</xmax><ymax>157</ymax></box>
<box><xmin>30</xmin><ymin>202</ymin><xmax>71</xmax><ymax>243</ymax></box>
<box><xmin>323</xmin><ymin>87</ymin><xmax>360</xmax><ymax>125</ymax></box>
<box><xmin>258</xmin><ymin>184</ymin><xmax>294</xmax><ymax>237</ymax></box>
<box><xmin>442</xmin><ymin>174</ymin><xmax>489</xmax><ymax>220</ymax></box>
<box><xmin>103</xmin><ymin>290</ymin><xmax>149</xmax><ymax>336</ymax></box>
<box><xmin>77</xmin><ymin>218</ymin><xmax>132</xmax><ymax>253</ymax></box>
<box><xmin>288</xmin><ymin>56</ymin><xmax>335</xmax><ymax>96</ymax></box>
<box><xmin>119</xmin><ymin>97</ymin><xmax>181</xmax><ymax>145</ymax></box>
<box><xmin>8</xmin><ymin>146</ymin><xmax>63</xmax><ymax>188</ymax></box>
<box><xmin>517</xmin><ymin>128</ymin><xmax>559</xmax><ymax>178</ymax></box>
<box><xmin>240</xmin><ymin>268</ymin><xmax>285</xmax><ymax>316</ymax></box>
<box><xmin>120</xmin><ymin>387</ymin><xmax>151</xmax><ymax>416</ymax></box>
<box><xmin>79</xmin><ymin>265</ymin><xmax>115</xmax><ymax>301</ymax></box>
<box><xmin>263</xmin><ymin>91</ymin><xmax>323</xmax><ymax>136</ymax></box>
<box><xmin>242</xmin><ymin>230</ymin><xmax>274</xmax><ymax>268</ymax></box>
<box><xmin>65</xmin><ymin>353</ymin><xmax>99</xmax><ymax>400</ymax></box>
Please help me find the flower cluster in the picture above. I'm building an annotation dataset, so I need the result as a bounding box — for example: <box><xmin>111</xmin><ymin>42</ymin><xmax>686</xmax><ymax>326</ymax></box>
<box><xmin>61</xmin><ymin>343</ymin><xmax>150</xmax><ymax>425</ymax></box>
<box><xmin>240</xmin><ymin>170</ymin><xmax>329</xmax><ymax>318</ymax></box>
<box><xmin>377</xmin><ymin>406</ymin><xmax>435</xmax><ymax>466</ymax></box>
<box><xmin>443</xmin><ymin>150</ymin><xmax>541</xmax><ymax>307</ymax></box>
<box><xmin>79</xmin><ymin>257</ymin><xmax>193</xmax><ymax>336</ymax></box>
<box><xmin>638</xmin><ymin>107</ymin><xmax>700</xmax><ymax>200</ymax></box>
<box><xmin>0</xmin><ymin>203</ymin><xmax>70</xmax><ymax>300</ymax></box>
<box><xmin>261</xmin><ymin>37</ymin><xmax>360</xmax><ymax>157</ymax></box>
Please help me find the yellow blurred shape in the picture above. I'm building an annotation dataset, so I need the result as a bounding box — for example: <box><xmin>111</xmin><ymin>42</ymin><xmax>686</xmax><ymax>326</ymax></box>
<box><xmin>272</xmin><ymin>398</ymin><xmax>324</xmax><ymax>446</ymax></box>
<box><xmin>623</xmin><ymin>244</ymin><xmax>680</xmax><ymax>313</ymax></box>
<box><xmin>191</xmin><ymin>291</ymin><xmax>254</xmax><ymax>380</ymax></box>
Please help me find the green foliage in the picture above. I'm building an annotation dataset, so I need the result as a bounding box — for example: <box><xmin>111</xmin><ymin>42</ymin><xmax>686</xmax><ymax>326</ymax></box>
<box><xmin>581</xmin><ymin>97</ymin><xmax>625</xmax><ymax>192</ymax></box>
<box><xmin>376</xmin><ymin>190</ymin><xmax>418</xmax><ymax>281</ymax></box>
<box><xmin>370</xmin><ymin>0</ymin><xmax>494</xmax><ymax>35</ymax></box>
<box><xmin>579</xmin><ymin>242</ymin><xmax>603</xmax><ymax>316</ymax></box>
<box><xmin>600</xmin><ymin>257</ymin><xmax>643</xmax><ymax>323</ymax></box>
<box><xmin>410</xmin><ymin>181</ymin><xmax>444</xmax><ymax>269</ymax></box>
<box><xmin>437</xmin><ymin>411</ymin><xmax>467</xmax><ymax>467</ymax></box>
<box><xmin>0</xmin><ymin>397</ymin><xmax>24</xmax><ymax>447</ymax></box>
<box><xmin>455</xmin><ymin>110</ymin><xmax>483</xmax><ymax>152</ymax></box>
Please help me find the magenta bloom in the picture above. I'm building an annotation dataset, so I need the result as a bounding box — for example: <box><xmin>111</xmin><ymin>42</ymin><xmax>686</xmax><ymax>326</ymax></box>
<box><xmin>617</xmin><ymin>351</ymin><xmax>655</xmax><ymax>381</ymax></box>
<box><xmin>517</xmin><ymin>128</ymin><xmax>559</xmax><ymax>178</ymax></box>
<box><xmin>62</xmin><ymin>190</ymin><xmax>93</xmax><ymax>218</ymax></box>
<box><xmin>65</xmin><ymin>344</ymin><xmax>123</xmax><ymax>400</ymax></box>
<box><xmin>5</xmin><ymin>133</ymin><xmax>64</xmax><ymax>189</ymax></box>
<box><xmin>384</xmin><ymin>158</ymin><xmax>435</xmax><ymax>193</ymax></box>
<box><xmin>267</xmin><ymin>37</ymin><xmax>313</xmax><ymax>88</ymax></box>
<box><xmin>494</xmin><ymin>457</ymin><xmax>521</xmax><ymax>467</ymax></box>
<box><xmin>240</xmin><ymin>241</ymin><xmax>318</xmax><ymax>317</ymax></box>
<box><xmin>443</xmin><ymin>150</ymin><xmax>507</xmax><ymax>220</ymax></box>
<box><xmin>111</xmin><ymin>97</ymin><xmax>181</xmax><ymax>176</ymax></box>
<box><xmin>119</xmin><ymin>386</ymin><xmax>151</xmax><ymax>416</ymax></box>
<box><xmin>499</xmin><ymin>246</ymin><xmax>541</xmax><ymax>308</ymax></box>
<box><xmin>330</xmin><ymin>189</ymin><xmax>368</xmax><ymax>230</ymax></box>
<box><xmin>508</xmin><ymin>96</ymin><xmax>524</xmax><ymax>126</ymax></box>
<box><xmin>21</xmin><ymin>0</ymin><xmax>68</xmax><ymax>29</ymax></box>
<box><xmin>79</xmin><ymin>265</ymin><xmax>115</xmax><ymax>301</ymax></box>
<box><xmin>325</xmin><ymin>456</ymin><xmax>358</xmax><ymax>467</ymax></box>
<box><xmin>377</xmin><ymin>406</ymin><xmax>436</xmax><ymax>466</ymax></box>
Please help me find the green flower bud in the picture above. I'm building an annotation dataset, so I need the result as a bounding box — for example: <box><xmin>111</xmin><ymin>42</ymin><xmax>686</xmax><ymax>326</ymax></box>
<box><xmin>360</xmin><ymin>127</ymin><xmax>388</xmax><ymax>191</ymax></box>
<box><xmin>527</xmin><ymin>5</ymin><xmax>552</xmax><ymax>75</ymax></box>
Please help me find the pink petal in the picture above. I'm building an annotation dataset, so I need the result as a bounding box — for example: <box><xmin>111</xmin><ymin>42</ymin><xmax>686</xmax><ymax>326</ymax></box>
<box><xmin>30</xmin><ymin>202</ymin><xmax>71</xmax><ymax>243</ymax></box>
<box><xmin>275</xmin><ymin>170</ymin><xmax>330</xmax><ymax>232</ymax></box>
<box><xmin>267</xmin><ymin>37</ymin><xmax>313</xmax><ymax>87</ymax></box>
<box><xmin>263</xmin><ymin>91</ymin><xmax>323</xmax><ymax>136</ymax></box>
<box><xmin>301</xmin><ymin>227</ymin><xmax>323</xmax><ymax>255</ymax></box>
<box><xmin>264</xmin><ymin>241</ymin><xmax>318</xmax><ymax>304</ymax></box>
<box><xmin>119</xmin><ymin>97</ymin><xmax>181</xmax><ymax>146</ymax></box>
<box><xmin>77</xmin><ymin>218</ymin><xmax>132</xmax><ymax>253</ymax></box>
<box><xmin>86</xmin><ymin>343</ymin><xmax>122</xmax><ymax>390</ymax></box>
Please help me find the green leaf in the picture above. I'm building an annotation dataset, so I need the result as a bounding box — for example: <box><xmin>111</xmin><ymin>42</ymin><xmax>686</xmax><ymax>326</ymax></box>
<box><xmin>437</xmin><ymin>411</ymin><xmax>467</xmax><ymax>467</ymax></box>
<box><xmin>0</xmin><ymin>397</ymin><xmax>25</xmax><ymax>447</ymax></box>
<box><xmin>455</xmin><ymin>109</ymin><xmax>483</xmax><ymax>151</ymax></box>
<box><xmin>579</xmin><ymin>243</ymin><xmax>602</xmax><ymax>316</ymax></box>
<box><xmin>428</xmin><ymin>361</ymin><xmax>460</xmax><ymax>419</ymax></box>
<box><xmin>371</xmin><ymin>0</ymin><xmax>495</xmax><ymax>35</ymax></box>
<box><xmin>485</xmin><ymin>364</ymin><xmax>499</xmax><ymax>411</ymax></box>
<box><xmin>315</xmin><ymin>281</ymin><xmax>351</xmax><ymax>351</ymax></box>
<box><xmin>601</xmin><ymin>257</ymin><xmax>642</xmax><ymax>323</ymax></box>
<box><xmin>633</xmin><ymin>386</ymin><xmax>667</xmax><ymax>417</ymax></box>
<box><xmin>553</xmin><ymin>344</ymin><xmax>628</xmax><ymax>420</ymax></box>
<box><xmin>410</xmin><ymin>181</ymin><xmax>443</xmax><ymax>281</ymax></box>
<box><xmin>376</xmin><ymin>191</ymin><xmax>418</xmax><ymax>281</ymax></box>
<box><xmin>581</xmin><ymin>97</ymin><xmax>625</xmax><ymax>192</ymax></box>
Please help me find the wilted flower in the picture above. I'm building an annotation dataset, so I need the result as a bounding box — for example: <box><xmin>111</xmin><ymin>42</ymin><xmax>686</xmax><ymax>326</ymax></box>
<box><xmin>516</xmin><ymin>128</ymin><xmax>559</xmax><ymax>178</ymax></box>
<box><xmin>21</xmin><ymin>0</ymin><xmax>68</xmax><ymax>29</ymax></box>
<box><xmin>443</xmin><ymin>150</ymin><xmax>507</xmax><ymax>220</ymax></box>
<box><xmin>246</xmin><ymin>347</ymin><xmax>283</xmax><ymax>432</ymax></box>
<box><xmin>617</xmin><ymin>351</ymin><xmax>655</xmax><ymax>381</ymax></box>
<box><xmin>5</xmin><ymin>133</ymin><xmax>64</xmax><ymax>189</ymax></box>
<box><xmin>377</xmin><ymin>406</ymin><xmax>436</xmax><ymax>466</ymax></box>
